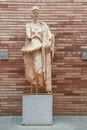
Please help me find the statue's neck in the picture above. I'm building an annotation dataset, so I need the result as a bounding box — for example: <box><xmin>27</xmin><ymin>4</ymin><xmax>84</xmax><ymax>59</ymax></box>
<box><xmin>32</xmin><ymin>19</ymin><xmax>39</xmax><ymax>24</ymax></box>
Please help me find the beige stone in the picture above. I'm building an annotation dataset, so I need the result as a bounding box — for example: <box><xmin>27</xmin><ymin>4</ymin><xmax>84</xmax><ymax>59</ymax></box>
<box><xmin>21</xmin><ymin>6</ymin><xmax>54</xmax><ymax>93</ymax></box>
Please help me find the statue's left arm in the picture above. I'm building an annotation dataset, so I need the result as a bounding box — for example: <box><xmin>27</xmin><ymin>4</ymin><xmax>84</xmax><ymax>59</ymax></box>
<box><xmin>46</xmin><ymin>24</ymin><xmax>55</xmax><ymax>59</ymax></box>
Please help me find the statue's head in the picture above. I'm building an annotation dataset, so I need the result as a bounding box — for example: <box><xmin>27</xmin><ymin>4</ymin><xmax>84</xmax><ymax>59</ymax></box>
<box><xmin>31</xmin><ymin>6</ymin><xmax>39</xmax><ymax>20</ymax></box>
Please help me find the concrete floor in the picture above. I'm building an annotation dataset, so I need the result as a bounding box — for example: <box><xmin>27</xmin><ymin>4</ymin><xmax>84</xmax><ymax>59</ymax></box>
<box><xmin>0</xmin><ymin>116</ymin><xmax>87</xmax><ymax>130</ymax></box>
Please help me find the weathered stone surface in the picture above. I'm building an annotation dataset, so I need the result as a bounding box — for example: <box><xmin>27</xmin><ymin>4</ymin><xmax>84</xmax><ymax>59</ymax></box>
<box><xmin>22</xmin><ymin>95</ymin><xmax>53</xmax><ymax>125</ymax></box>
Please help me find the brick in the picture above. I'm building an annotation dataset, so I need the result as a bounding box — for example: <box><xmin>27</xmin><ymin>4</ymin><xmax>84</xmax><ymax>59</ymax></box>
<box><xmin>0</xmin><ymin>0</ymin><xmax>87</xmax><ymax>115</ymax></box>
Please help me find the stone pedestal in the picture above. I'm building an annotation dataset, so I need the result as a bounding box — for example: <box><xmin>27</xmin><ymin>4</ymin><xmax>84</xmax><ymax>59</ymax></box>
<box><xmin>22</xmin><ymin>94</ymin><xmax>53</xmax><ymax>125</ymax></box>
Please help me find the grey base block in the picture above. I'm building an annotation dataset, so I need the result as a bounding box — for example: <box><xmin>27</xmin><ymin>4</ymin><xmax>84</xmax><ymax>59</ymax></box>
<box><xmin>22</xmin><ymin>94</ymin><xmax>53</xmax><ymax>125</ymax></box>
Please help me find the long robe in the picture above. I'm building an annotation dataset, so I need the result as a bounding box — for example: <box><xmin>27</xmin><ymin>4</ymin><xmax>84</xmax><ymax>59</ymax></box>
<box><xmin>21</xmin><ymin>21</ymin><xmax>54</xmax><ymax>91</ymax></box>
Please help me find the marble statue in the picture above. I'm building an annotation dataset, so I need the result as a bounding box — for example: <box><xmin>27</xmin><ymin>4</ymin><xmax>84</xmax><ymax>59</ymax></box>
<box><xmin>21</xmin><ymin>6</ymin><xmax>54</xmax><ymax>93</ymax></box>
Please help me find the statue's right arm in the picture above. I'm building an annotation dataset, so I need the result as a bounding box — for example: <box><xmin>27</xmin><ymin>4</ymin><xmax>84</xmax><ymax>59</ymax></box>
<box><xmin>26</xmin><ymin>23</ymin><xmax>31</xmax><ymax>40</ymax></box>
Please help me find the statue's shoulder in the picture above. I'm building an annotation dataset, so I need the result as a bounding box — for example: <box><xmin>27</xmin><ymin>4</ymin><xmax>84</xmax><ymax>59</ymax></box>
<box><xmin>39</xmin><ymin>20</ymin><xmax>48</xmax><ymax>28</ymax></box>
<box><xmin>26</xmin><ymin>22</ymin><xmax>32</xmax><ymax>27</ymax></box>
<box><xmin>39</xmin><ymin>20</ymin><xmax>47</xmax><ymax>25</ymax></box>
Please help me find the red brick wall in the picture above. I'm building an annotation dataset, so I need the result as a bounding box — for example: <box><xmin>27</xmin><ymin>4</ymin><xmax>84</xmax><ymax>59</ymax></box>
<box><xmin>0</xmin><ymin>0</ymin><xmax>87</xmax><ymax>115</ymax></box>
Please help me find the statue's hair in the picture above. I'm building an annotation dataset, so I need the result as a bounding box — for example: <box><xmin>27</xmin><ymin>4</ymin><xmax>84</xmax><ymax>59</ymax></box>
<box><xmin>31</xmin><ymin>6</ymin><xmax>39</xmax><ymax>11</ymax></box>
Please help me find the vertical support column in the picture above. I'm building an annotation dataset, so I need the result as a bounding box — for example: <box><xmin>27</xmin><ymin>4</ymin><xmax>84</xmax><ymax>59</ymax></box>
<box><xmin>45</xmin><ymin>49</ymin><xmax>52</xmax><ymax>93</ymax></box>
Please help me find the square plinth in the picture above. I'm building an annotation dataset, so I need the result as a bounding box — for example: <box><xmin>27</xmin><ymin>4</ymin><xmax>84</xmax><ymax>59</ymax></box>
<box><xmin>22</xmin><ymin>94</ymin><xmax>53</xmax><ymax>125</ymax></box>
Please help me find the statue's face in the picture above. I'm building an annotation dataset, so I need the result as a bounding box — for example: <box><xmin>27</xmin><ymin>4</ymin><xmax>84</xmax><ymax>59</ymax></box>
<box><xmin>31</xmin><ymin>9</ymin><xmax>39</xmax><ymax>20</ymax></box>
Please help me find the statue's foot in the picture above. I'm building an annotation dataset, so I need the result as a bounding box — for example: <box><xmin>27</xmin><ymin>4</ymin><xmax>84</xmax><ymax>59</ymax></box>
<box><xmin>47</xmin><ymin>90</ymin><xmax>52</xmax><ymax>94</ymax></box>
